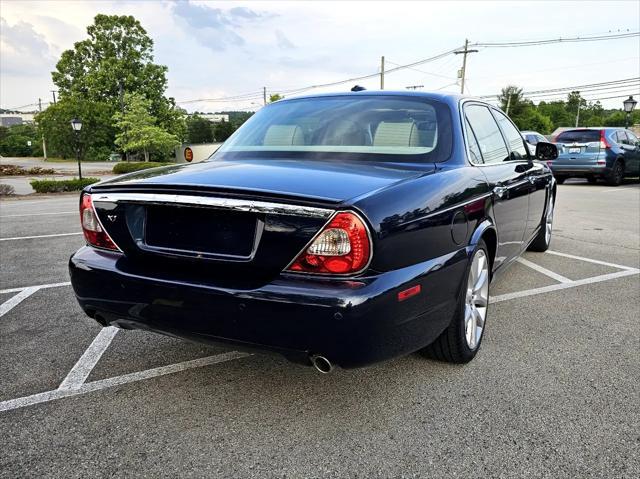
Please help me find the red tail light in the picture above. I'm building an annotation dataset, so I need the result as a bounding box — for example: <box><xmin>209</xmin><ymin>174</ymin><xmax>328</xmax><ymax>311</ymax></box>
<box><xmin>599</xmin><ymin>129</ymin><xmax>611</xmax><ymax>149</ymax></box>
<box><xmin>286</xmin><ymin>211</ymin><xmax>372</xmax><ymax>275</ymax></box>
<box><xmin>80</xmin><ymin>193</ymin><xmax>119</xmax><ymax>251</ymax></box>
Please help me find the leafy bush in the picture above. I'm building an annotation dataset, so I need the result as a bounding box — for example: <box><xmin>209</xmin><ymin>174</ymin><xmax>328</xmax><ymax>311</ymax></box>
<box><xmin>112</xmin><ymin>161</ymin><xmax>174</xmax><ymax>174</ymax></box>
<box><xmin>0</xmin><ymin>184</ymin><xmax>15</xmax><ymax>196</ymax></box>
<box><xmin>30</xmin><ymin>177</ymin><xmax>99</xmax><ymax>193</ymax></box>
<box><xmin>0</xmin><ymin>165</ymin><xmax>57</xmax><ymax>176</ymax></box>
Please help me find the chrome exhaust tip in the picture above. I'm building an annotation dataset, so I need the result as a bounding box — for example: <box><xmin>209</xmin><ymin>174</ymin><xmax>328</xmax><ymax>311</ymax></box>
<box><xmin>310</xmin><ymin>354</ymin><xmax>333</xmax><ymax>374</ymax></box>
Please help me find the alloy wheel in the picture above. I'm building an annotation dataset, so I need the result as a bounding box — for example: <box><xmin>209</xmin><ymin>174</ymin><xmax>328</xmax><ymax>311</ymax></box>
<box><xmin>545</xmin><ymin>198</ymin><xmax>554</xmax><ymax>245</ymax></box>
<box><xmin>464</xmin><ymin>249</ymin><xmax>489</xmax><ymax>350</ymax></box>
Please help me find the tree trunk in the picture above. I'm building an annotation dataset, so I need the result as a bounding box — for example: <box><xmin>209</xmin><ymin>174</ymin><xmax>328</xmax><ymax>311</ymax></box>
<box><xmin>144</xmin><ymin>149</ymin><xmax>149</xmax><ymax>162</ymax></box>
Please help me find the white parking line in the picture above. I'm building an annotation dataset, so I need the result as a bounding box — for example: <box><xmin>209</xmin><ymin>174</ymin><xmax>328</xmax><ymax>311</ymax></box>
<box><xmin>0</xmin><ymin>282</ymin><xmax>71</xmax><ymax>295</ymax></box>
<box><xmin>1</xmin><ymin>248</ymin><xmax>638</xmax><ymax>413</ymax></box>
<box><xmin>492</xmin><ymin>269</ymin><xmax>639</xmax><ymax>303</ymax></box>
<box><xmin>58</xmin><ymin>327</ymin><xmax>119</xmax><ymax>390</ymax></box>
<box><xmin>0</xmin><ymin>232</ymin><xmax>82</xmax><ymax>241</ymax></box>
<box><xmin>547</xmin><ymin>250</ymin><xmax>638</xmax><ymax>271</ymax></box>
<box><xmin>0</xmin><ymin>351</ymin><xmax>251</xmax><ymax>412</ymax></box>
<box><xmin>0</xmin><ymin>287</ymin><xmax>39</xmax><ymax>318</ymax></box>
<box><xmin>516</xmin><ymin>257</ymin><xmax>572</xmax><ymax>283</ymax></box>
<box><xmin>0</xmin><ymin>211</ymin><xmax>76</xmax><ymax>218</ymax></box>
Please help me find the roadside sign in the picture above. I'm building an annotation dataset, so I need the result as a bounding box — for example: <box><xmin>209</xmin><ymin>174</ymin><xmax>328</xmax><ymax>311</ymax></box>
<box><xmin>184</xmin><ymin>147</ymin><xmax>193</xmax><ymax>162</ymax></box>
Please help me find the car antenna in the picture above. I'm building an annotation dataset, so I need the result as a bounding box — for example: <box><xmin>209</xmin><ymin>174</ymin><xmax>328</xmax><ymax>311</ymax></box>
<box><xmin>351</xmin><ymin>85</ymin><xmax>366</xmax><ymax>92</ymax></box>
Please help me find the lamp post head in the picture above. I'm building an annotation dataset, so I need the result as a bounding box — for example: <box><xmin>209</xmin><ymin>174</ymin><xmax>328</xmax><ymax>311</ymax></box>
<box><xmin>623</xmin><ymin>96</ymin><xmax>637</xmax><ymax>114</ymax></box>
<box><xmin>70</xmin><ymin>118</ymin><xmax>83</xmax><ymax>132</ymax></box>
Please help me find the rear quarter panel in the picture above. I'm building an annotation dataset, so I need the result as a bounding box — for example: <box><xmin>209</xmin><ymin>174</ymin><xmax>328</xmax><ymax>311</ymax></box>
<box><xmin>350</xmin><ymin>164</ymin><xmax>492</xmax><ymax>272</ymax></box>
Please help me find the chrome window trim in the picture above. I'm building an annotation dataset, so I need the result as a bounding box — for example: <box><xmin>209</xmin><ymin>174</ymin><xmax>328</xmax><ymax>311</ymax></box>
<box><xmin>90</xmin><ymin>193</ymin><xmax>334</xmax><ymax>219</ymax></box>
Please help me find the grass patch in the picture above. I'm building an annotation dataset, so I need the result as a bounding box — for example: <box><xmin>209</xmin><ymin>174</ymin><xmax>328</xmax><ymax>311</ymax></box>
<box><xmin>112</xmin><ymin>161</ymin><xmax>174</xmax><ymax>174</ymax></box>
<box><xmin>30</xmin><ymin>177</ymin><xmax>99</xmax><ymax>193</ymax></box>
<box><xmin>1</xmin><ymin>165</ymin><xmax>56</xmax><ymax>176</ymax></box>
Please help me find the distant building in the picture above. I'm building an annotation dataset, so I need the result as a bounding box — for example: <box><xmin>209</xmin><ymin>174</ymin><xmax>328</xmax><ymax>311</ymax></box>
<box><xmin>198</xmin><ymin>113</ymin><xmax>230</xmax><ymax>123</ymax></box>
<box><xmin>0</xmin><ymin>113</ymin><xmax>36</xmax><ymax>126</ymax></box>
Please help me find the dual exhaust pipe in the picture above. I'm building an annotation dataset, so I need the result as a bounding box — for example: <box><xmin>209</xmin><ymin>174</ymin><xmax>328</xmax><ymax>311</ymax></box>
<box><xmin>309</xmin><ymin>354</ymin><xmax>333</xmax><ymax>374</ymax></box>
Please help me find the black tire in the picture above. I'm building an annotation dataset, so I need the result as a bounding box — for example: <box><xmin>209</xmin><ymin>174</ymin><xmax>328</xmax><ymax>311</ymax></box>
<box><xmin>555</xmin><ymin>176</ymin><xmax>566</xmax><ymax>184</ymax></box>
<box><xmin>606</xmin><ymin>161</ymin><xmax>624</xmax><ymax>186</ymax></box>
<box><xmin>586</xmin><ymin>175</ymin><xmax>597</xmax><ymax>184</ymax></box>
<box><xmin>420</xmin><ymin>240</ymin><xmax>489</xmax><ymax>364</ymax></box>
<box><xmin>528</xmin><ymin>193</ymin><xmax>554</xmax><ymax>252</ymax></box>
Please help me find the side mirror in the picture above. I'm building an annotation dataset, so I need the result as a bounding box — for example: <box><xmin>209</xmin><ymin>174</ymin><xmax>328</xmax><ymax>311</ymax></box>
<box><xmin>536</xmin><ymin>141</ymin><xmax>558</xmax><ymax>161</ymax></box>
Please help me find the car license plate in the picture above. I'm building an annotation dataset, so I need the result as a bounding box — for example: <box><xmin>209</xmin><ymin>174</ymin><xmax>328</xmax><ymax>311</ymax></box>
<box><xmin>568</xmin><ymin>147</ymin><xmax>581</xmax><ymax>154</ymax></box>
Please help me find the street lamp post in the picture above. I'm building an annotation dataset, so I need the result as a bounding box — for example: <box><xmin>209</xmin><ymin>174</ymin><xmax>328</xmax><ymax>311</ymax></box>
<box><xmin>622</xmin><ymin>96</ymin><xmax>637</xmax><ymax>129</ymax></box>
<box><xmin>70</xmin><ymin>118</ymin><xmax>83</xmax><ymax>180</ymax></box>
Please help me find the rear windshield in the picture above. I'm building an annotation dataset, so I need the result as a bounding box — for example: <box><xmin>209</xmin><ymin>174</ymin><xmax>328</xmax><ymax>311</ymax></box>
<box><xmin>216</xmin><ymin>96</ymin><xmax>453</xmax><ymax>162</ymax></box>
<box><xmin>555</xmin><ymin>130</ymin><xmax>600</xmax><ymax>143</ymax></box>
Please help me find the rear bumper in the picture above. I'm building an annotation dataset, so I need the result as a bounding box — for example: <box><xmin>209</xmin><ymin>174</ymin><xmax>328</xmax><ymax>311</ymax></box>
<box><xmin>549</xmin><ymin>163</ymin><xmax>610</xmax><ymax>176</ymax></box>
<box><xmin>69</xmin><ymin>246</ymin><xmax>468</xmax><ymax>369</ymax></box>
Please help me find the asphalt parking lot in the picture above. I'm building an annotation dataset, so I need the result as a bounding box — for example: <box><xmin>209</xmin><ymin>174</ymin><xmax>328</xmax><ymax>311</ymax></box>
<box><xmin>1</xmin><ymin>180</ymin><xmax>639</xmax><ymax>478</ymax></box>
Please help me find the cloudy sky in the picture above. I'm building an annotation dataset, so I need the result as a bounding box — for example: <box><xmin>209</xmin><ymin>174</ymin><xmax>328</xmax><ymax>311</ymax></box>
<box><xmin>1</xmin><ymin>0</ymin><xmax>639</xmax><ymax>112</ymax></box>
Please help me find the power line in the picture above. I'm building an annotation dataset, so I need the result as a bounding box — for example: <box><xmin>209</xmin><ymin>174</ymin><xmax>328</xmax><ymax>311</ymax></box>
<box><xmin>472</xmin><ymin>31</ymin><xmax>639</xmax><ymax>48</ymax></box>
<box><xmin>479</xmin><ymin>78</ymin><xmax>640</xmax><ymax>99</ymax></box>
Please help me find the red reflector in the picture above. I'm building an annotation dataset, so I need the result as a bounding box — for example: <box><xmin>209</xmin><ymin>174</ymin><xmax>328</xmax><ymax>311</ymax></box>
<box><xmin>397</xmin><ymin>285</ymin><xmax>421</xmax><ymax>302</ymax></box>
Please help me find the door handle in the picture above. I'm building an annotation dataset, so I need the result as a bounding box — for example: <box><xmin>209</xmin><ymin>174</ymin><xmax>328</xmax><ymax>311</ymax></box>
<box><xmin>493</xmin><ymin>186</ymin><xmax>508</xmax><ymax>198</ymax></box>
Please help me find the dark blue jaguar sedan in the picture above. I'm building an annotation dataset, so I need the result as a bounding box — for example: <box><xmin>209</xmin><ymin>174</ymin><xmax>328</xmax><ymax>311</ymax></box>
<box><xmin>70</xmin><ymin>91</ymin><xmax>557</xmax><ymax>372</ymax></box>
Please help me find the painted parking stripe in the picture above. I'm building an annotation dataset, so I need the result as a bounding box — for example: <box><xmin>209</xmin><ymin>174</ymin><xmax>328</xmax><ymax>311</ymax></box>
<box><xmin>0</xmin><ymin>351</ymin><xmax>251</xmax><ymax>413</ymax></box>
<box><xmin>547</xmin><ymin>250</ymin><xmax>639</xmax><ymax>271</ymax></box>
<box><xmin>0</xmin><ymin>232</ymin><xmax>82</xmax><ymax>241</ymax></box>
<box><xmin>0</xmin><ymin>287</ymin><xmax>39</xmax><ymax>318</ymax></box>
<box><xmin>0</xmin><ymin>211</ymin><xmax>76</xmax><ymax>218</ymax></box>
<box><xmin>0</xmin><ymin>282</ymin><xmax>71</xmax><ymax>295</ymax></box>
<box><xmin>58</xmin><ymin>327</ymin><xmax>119</xmax><ymax>390</ymax></box>
<box><xmin>491</xmin><ymin>269</ymin><xmax>639</xmax><ymax>303</ymax></box>
<box><xmin>516</xmin><ymin>257</ymin><xmax>572</xmax><ymax>283</ymax></box>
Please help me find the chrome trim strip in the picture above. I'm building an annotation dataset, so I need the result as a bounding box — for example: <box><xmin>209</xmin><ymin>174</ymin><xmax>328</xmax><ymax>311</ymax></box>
<box><xmin>90</xmin><ymin>193</ymin><xmax>334</xmax><ymax>219</ymax></box>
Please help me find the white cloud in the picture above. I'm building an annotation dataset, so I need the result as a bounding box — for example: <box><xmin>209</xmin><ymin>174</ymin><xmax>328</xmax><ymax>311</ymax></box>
<box><xmin>1</xmin><ymin>1</ymin><xmax>638</xmax><ymax>112</ymax></box>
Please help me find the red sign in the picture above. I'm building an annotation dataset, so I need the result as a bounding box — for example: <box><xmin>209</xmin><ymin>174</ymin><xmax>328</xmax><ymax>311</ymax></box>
<box><xmin>184</xmin><ymin>147</ymin><xmax>193</xmax><ymax>162</ymax></box>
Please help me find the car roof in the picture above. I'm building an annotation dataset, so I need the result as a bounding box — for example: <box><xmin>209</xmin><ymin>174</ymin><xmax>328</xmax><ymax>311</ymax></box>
<box><xmin>277</xmin><ymin>90</ymin><xmax>482</xmax><ymax>109</ymax></box>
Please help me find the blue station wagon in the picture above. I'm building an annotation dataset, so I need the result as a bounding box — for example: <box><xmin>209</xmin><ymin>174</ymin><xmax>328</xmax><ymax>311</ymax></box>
<box><xmin>551</xmin><ymin>128</ymin><xmax>640</xmax><ymax>185</ymax></box>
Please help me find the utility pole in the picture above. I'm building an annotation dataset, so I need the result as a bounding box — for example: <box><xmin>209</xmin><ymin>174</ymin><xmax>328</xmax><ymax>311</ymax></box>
<box><xmin>505</xmin><ymin>93</ymin><xmax>512</xmax><ymax>115</ymax></box>
<box><xmin>575</xmin><ymin>103</ymin><xmax>580</xmax><ymax>127</ymax></box>
<box><xmin>51</xmin><ymin>90</ymin><xmax>57</xmax><ymax>104</ymax></box>
<box><xmin>406</xmin><ymin>85</ymin><xmax>424</xmax><ymax>90</ymax></box>
<box><xmin>454</xmin><ymin>39</ymin><xmax>478</xmax><ymax>94</ymax></box>
<box><xmin>263</xmin><ymin>87</ymin><xmax>267</xmax><ymax>105</ymax></box>
<box><xmin>38</xmin><ymin>98</ymin><xmax>47</xmax><ymax>160</ymax></box>
<box><xmin>380</xmin><ymin>56</ymin><xmax>385</xmax><ymax>90</ymax></box>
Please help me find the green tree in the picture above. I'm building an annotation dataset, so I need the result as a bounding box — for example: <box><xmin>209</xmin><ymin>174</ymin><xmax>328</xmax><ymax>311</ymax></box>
<box><xmin>213</xmin><ymin>120</ymin><xmax>235</xmax><ymax>142</ymax></box>
<box><xmin>0</xmin><ymin>124</ymin><xmax>43</xmax><ymax>157</ymax></box>
<box><xmin>51</xmin><ymin>14</ymin><xmax>183</xmax><ymax>139</ymax></box>
<box><xmin>269</xmin><ymin>93</ymin><xmax>284</xmax><ymax>103</ymax></box>
<box><xmin>186</xmin><ymin>115</ymin><xmax>214</xmax><ymax>143</ymax></box>
<box><xmin>514</xmin><ymin>109</ymin><xmax>553</xmax><ymax>134</ymax></box>
<box><xmin>114</xmin><ymin>93</ymin><xmax>179</xmax><ymax>161</ymax></box>
<box><xmin>36</xmin><ymin>95</ymin><xmax>114</xmax><ymax>160</ymax></box>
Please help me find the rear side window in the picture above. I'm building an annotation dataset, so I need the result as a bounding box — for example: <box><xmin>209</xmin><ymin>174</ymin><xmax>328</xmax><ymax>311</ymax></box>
<box><xmin>492</xmin><ymin>110</ymin><xmax>529</xmax><ymax>160</ymax></box>
<box><xmin>615</xmin><ymin>130</ymin><xmax>629</xmax><ymax>145</ymax></box>
<box><xmin>555</xmin><ymin>130</ymin><xmax>600</xmax><ymax>143</ymax></box>
<box><xmin>464</xmin><ymin>118</ymin><xmax>483</xmax><ymax>164</ymax></box>
<box><xmin>464</xmin><ymin>105</ymin><xmax>509</xmax><ymax>164</ymax></box>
